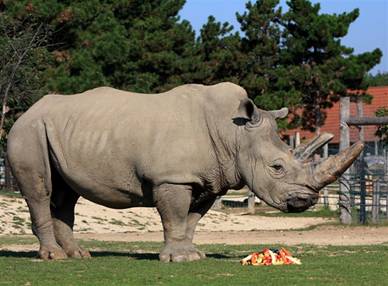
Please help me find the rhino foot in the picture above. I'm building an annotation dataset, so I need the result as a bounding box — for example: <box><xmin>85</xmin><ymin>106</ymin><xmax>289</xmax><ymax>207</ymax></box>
<box><xmin>159</xmin><ymin>242</ymin><xmax>205</xmax><ymax>263</ymax></box>
<box><xmin>65</xmin><ymin>247</ymin><xmax>91</xmax><ymax>259</ymax></box>
<box><xmin>38</xmin><ymin>245</ymin><xmax>67</xmax><ymax>260</ymax></box>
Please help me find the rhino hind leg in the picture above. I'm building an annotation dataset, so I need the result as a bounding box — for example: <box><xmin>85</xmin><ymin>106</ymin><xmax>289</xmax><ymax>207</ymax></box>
<box><xmin>154</xmin><ymin>184</ymin><xmax>204</xmax><ymax>262</ymax></box>
<box><xmin>50</xmin><ymin>170</ymin><xmax>91</xmax><ymax>258</ymax></box>
<box><xmin>7</xmin><ymin>123</ymin><xmax>67</xmax><ymax>260</ymax></box>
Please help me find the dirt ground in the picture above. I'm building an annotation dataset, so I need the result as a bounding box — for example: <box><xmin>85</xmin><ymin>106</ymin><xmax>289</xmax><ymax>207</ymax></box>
<box><xmin>74</xmin><ymin>225</ymin><xmax>388</xmax><ymax>246</ymax></box>
<box><xmin>0</xmin><ymin>196</ymin><xmax>332</xmax><ymax>234</ymax></box>
<box><xmin>1</xmin><ymin>196</ymin><xmax>388</xmax><ymax>250</ymax></box>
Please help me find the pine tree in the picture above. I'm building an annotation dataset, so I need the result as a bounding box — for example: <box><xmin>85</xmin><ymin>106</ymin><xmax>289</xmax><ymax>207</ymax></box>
<box><xmin>280</xmin><ymin>0</ymin><xmax>382</xmax><ymax>131</ymax></box>
<box><xmin>200</xmin><ymin>0</ymin><xmax>382</xmax><ymax>131</ymax></box>
<box><xmin>365</xmin><ymin>72</ymin><xmax>388</xmax><ymax>87</ymax></box>
<box><xmin>2</xmin><ymin>0</ymin><xmax>383</xmax><ymax>134</ymax></box>
<box><xmin>196</xmin><ymin>16</ymin><xmax>242</xmax><ymax>85</ymax></box>
<box><xmin>236</xmin><ymin>0</ymin><xmax>288</xmax><ymax>110</ymax></box>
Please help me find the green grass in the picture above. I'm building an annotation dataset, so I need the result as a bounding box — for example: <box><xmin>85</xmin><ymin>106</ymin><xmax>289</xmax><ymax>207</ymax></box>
<box><xmin>1</xmin><ymin>237</ymin><xmax>387</xmax><ymax>285</ymax></box>
<box><xmin>256</xmin><ymin>207</ymin><xmax>339</xmax><ymax>218</ymax></box>
<box><xmin>0</xmin><ymin>189</ymin><xmax>22</xmax><ymax>198</ymax></box>
<box><xmin>0</xmin><ymin>235</ymin><xmax>37</xmax><ymax>245</ymax></box>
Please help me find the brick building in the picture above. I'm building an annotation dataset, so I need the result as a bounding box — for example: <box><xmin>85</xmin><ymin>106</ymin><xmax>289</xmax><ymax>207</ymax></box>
<box><xmin>283</xmin><ymin>86</ymin><xmax>388</xmax><ymax>155</ymax></box>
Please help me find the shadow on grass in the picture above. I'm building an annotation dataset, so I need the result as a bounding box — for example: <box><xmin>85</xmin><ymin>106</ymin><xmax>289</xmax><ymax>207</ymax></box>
<box><xmin>91</xmin><ymin>251</ymin><xmax>233</xmax><ymax>260</ymax></box>
<box><xmin>93</xmin><ymin>251</ymin><xmax>159</xmax><ymax>260</ymax></box>
<box><xmin>0</xmin><ymin>250</ymin><xmax>233</xmax><ymax>260</ymax></box>
<box><xmin>0</xmin><ymin>250</ymin><xmax>37</xmax><ymax>258</ymax></box>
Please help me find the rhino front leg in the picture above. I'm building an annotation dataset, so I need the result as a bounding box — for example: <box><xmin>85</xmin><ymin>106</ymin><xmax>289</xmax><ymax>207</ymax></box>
<box><xmin>155</xmin><ymin>183</ymin><xmax>203</xmax><ymax>262</ymax></box>
<box><xmin>185</xmin><ymin>197</ymin><xmax>217</xmax><ymax>259</ymax></box>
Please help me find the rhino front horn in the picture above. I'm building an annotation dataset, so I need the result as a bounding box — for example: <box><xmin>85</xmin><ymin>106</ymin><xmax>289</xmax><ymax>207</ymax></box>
<box><xmin>311</xmin><ymin>141</ymin><xmax>364</xmax><ymax>190</ymax></box>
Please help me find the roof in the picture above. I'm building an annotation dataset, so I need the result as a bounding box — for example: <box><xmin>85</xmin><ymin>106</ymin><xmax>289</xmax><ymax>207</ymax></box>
<box><xmin>283</xmin><ymin>86</ymin><xmax>388</xmax><ymax>144</ymax></box>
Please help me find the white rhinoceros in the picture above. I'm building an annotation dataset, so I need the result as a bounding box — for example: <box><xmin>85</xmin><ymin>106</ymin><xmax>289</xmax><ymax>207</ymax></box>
<box><xmin>7</xmin><ymin>82</ymin><xmax>363</xmax><ymax>262</ymax></box>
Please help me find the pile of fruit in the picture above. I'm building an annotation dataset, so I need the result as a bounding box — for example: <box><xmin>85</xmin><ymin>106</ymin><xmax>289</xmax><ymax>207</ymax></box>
<box><xmin>240</xmin><ymin>248</ymin><xmax>301</xmax><ymax>266</ymax></box>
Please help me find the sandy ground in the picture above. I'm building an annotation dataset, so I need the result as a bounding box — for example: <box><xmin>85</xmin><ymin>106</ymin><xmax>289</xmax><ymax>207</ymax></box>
<box><xmin>1</xmin><ymin>196</ymin><xmax>388</xmax><ymax>250</ymax></box>
<box><xmin>74</xmin><ymin>225</ymin><xmax>388</xmax><ymax>246</ymax></box>
<box><xmin>0</xmin><ymin>196</ymin><xmax>331</xmax><ymax>234</ymax></box>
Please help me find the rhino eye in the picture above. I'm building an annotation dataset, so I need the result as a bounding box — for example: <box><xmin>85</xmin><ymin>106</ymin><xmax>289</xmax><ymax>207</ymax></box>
<box><xmin>269</xmin><ymin>162</ymin><xmax>286</xmax><ymax>177</ymax></box>
<box><xmin>272</xmin><ymin>164</ymin><xmax>283</xmax><ymax>171</ymax></box>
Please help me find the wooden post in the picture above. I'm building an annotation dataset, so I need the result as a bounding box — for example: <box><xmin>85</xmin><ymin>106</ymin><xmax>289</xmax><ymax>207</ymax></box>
<box><xmin>355</xmin><ymin>99</ymin><xmax>364</xmax><ymax>209</ymax></box>
<box><xmin>356</xmin><ymin>100</ymin><xmax>365</xmax><ymax>145</ymax></box>
<box><xmin>247</xmin><ymin>192</ymin><xmax>256</xmax><ymax>214</ymax></box>
<box><xmin>212</xmin><ymin>197</ymin><xmax>223</xmax><ymax>210</ymax></box>
<box><xmin>323</xmin><ymin>188</ymin><xmax>329</xmax><ymax>208</ymax></box>
<box><xmin>372</xmin><ymin>180</ymin><xmax>380</xmax><ymax>224</ymax></box>
<box><xmin>322</xmin><ymin>144</ymin><xmax>329</xmax><ymax>209</ymax></box>
<box><xmin>347</xmin><ymin>116</ymin><xmax>388</xmax><ymax>125</ymax></box>
<box><xmin>323</xmin><ymin>143</ymin><xmax>329</xmax><ymax>159</ymax></box>
<box><xmin>295</xmin><ymin>132</ymin><xmax>300</xmax><ymax>147</ymax></box>
<box><xmin>339</xmin><ymin>96</ymin><xmax>352</xmax><ymax>224</ymax></box>
<box><xmin>386</xmin><ymin>189</ymin><xmax>388</xmax><ymax>219</ymax></box>
<box><xmin>359</xmin><ymin>158</ymin><xmax>367</xmax><ymax>224</ymax></box>
<box><xmin>289</xmin><ymin>135</ymin><xmax>295</xmax><ymax>149</ymax></box>
<box><xmin>374</xmin><ymin>140</ymin><xmax>379</xmax><ymax>156</ymax></box>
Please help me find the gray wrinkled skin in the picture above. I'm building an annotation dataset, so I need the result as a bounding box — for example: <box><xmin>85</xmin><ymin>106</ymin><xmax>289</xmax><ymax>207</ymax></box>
<box><xmin>7</xmin><ymin>82</ymin><xmax>363</xmax><ymax>262</ymax></box>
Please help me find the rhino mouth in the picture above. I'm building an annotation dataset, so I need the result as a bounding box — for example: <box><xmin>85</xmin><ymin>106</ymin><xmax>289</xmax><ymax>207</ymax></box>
<box><xmin>262</xmin><ymin>187</ymin><xmax>318</xmax><ymax>213</ymax></box>
<box><xmin>285</xmin><ymin>191</ymin><xmax>319</xmax><ymax>212</ymax></box>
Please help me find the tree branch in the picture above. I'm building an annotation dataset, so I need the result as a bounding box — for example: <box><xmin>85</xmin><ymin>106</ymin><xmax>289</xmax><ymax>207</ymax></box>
<box><xmin>0</xmin><ymin>23</ymin><xmax>43</xmax><ymax>137</ymax></box>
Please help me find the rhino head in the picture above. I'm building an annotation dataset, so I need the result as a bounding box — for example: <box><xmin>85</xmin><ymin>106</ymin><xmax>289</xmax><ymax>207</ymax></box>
<box><xmin>235</xmin><ymin>98</ymin><xmax>363</xmax><ymax>212</ymax></box>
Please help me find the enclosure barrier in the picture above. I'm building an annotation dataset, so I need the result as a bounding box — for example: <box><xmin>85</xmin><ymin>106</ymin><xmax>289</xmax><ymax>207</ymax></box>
<box><xmin>2</xmin><ymin>153</ymin><xmax>388</xmax><ymax>224</ymax></box>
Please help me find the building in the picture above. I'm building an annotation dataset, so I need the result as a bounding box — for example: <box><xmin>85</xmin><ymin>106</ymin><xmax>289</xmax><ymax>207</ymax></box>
<box><xmin>283</xmin><ymin>86</ymin><xmax>388</xmax><ymax>155</ymax></box>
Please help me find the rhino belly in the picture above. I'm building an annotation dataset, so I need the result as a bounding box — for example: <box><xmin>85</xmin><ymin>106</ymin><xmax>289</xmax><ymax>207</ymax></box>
<box><xmin>58</xmin><ymin>166</ymin><xmax>150</xmax><ymax>209</ymax></box>
<box><xmin>51</xmin><ymin>156</ymin><xmax>153</xmax><ymax>209</ymax></box>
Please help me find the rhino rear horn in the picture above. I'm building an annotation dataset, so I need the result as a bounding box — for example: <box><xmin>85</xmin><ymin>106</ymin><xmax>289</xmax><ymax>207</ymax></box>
<box><xmin>294</xmin><ymin>133</ymin><xmax>334</xmax><ymax>161</ymax></box>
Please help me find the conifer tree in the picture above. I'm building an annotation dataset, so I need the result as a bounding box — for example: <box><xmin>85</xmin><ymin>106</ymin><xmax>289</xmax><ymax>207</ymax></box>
<box><xmin>196</xmin><ymin>16</ymin><xmax>242</xmax><ymax>85</ymax></box>
<box><xmin>280</xmin><ymin>0</ymin><xmax>382</xmax><ymax>131</ymax></box>
<box><xmin>4</xmin><ymin>0</ymin><xmax>197</xmax><ymax>94</ymax></box>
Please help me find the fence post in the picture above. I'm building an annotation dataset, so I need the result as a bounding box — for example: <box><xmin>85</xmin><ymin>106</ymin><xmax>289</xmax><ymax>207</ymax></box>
<box><xmin>339</xmin><ymin>96</ymin><xmax>352</xmax><ymax>224</ymax></box>
<box><xmin>323</xmin><ymin>188</ymin><xmax>329</xmax><ymax>208</ymax></box>
<box><xmin>295</xmin><ymin>132</ymin><xmax>300</xmax><ymax>147</ymax></box>
<box><xmin>212</xmin><ymin>197</ymin><xmax>223</xmax><ymax>210</ymax></box>
<box><xmin>359</xmin><ymin>154</ymin><xmax>367</xmax><ymax>224</ymax></box>
<box><xmin>386</xmin><ymin>190</ymin><xmax>388</xmax><ymax>219</ymax></box>
<box><xmin>289</xmin><ymin>135</ymin><xmax>295</xmax><ymax>149</ymax></box>
<box><xmin>247</xmin><ymin>192</ymin><xmax>255</xmax><ymax>214</ymax></box>
<box><xmin>372</xmin><ymin>179</ymin><xmax>380</xmax><ymax>224</ymax></box>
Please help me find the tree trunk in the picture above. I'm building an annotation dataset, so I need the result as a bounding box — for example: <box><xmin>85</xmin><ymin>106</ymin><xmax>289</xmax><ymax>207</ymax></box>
<box><xmin>339</xmin><ymin>96</ymin><xmax>352</xmax><ymax>224</ymax></box>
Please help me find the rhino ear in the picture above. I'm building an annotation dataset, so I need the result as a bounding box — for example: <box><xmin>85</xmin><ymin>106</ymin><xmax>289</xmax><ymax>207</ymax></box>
<box><xmin>236</xmin><ymin>98</ymin><xmax>261</xmax><ymax>127</ymax></box>
<box><xmin>269</xmin><ymin>107</ymin><xmax>288</xmax><ymax>119</ymax></box>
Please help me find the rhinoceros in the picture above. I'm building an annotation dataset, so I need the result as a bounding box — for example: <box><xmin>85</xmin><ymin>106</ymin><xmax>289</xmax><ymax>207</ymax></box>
<box><xmin>7</xmin><ymin>82</ymin><xmax>363</xmax><ymax>262</ymax></box>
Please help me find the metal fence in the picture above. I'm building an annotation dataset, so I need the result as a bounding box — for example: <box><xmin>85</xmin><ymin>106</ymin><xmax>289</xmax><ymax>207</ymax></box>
<box><xmin>0</xmin><ymin>158</ymin><xmax>5</xmax><ymax>186</ymax></box>
<box><xmin>2</xmin><ymin>142</ymin><xmax>388</xmax><ymax>224</ymax></box>
<box><xmin>217</xmin><ymin>143</ymin><xmax>388</xmax><ymax>224</ymax></box>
